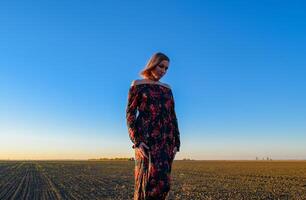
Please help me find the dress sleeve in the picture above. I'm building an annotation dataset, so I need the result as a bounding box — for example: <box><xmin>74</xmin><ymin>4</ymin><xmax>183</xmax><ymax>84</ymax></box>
<box><xmin>126</xmin><ymin>84</ymin><xmax>141</xmax><ymax>149</ymax></box>
<box><xmin>170</xmin><ymin>90</ymin><xmax>181</xmax><ymax>152</ymax></box>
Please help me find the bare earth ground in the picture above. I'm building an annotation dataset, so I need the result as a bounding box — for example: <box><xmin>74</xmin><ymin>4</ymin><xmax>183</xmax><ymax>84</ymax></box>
<box><xmin>0</xmin><ymin>160</ymin><xmax>306</xmax><ymax>200</ymax></box>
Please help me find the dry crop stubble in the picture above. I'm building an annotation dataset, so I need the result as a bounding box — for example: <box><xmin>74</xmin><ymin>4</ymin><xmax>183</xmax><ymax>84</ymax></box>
<box><xmin>0</xmin><ymin>160</ymin><xmax>305</xmax><ymax>199</ymax></box>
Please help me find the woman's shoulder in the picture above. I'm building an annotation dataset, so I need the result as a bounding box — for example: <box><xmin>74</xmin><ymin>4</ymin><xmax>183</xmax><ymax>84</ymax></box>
<box><xmin>131</xmin><ymin>79</ymin><xmax>171</xmax><ymax>89</ymax></box>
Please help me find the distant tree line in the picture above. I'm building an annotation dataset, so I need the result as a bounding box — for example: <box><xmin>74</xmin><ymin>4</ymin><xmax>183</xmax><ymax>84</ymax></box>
<box><xmin>256</xmin><ymin>157</ymin><xmax>272</xmax><ymax>161</ymax></box>
<box><xmin>182</xmin><ymin>158</ymin><xmax>194</xmax><ymax>161</ymax></box>
<box><xmin>88</xmin><ymin>157</ymin><xmax>135</xmax><ymax>161</ymax></box>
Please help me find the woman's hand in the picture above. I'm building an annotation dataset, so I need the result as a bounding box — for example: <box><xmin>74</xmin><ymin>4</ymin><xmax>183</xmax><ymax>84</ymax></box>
<box><xmin>137</xmin><ymin>142</ymin><xmax>150</xmax><ymax>158</ymax></box>
<box><xmin>173</xmin><ymin>147</ymin><xmax>178</xmax><ymax>157</ymax></box>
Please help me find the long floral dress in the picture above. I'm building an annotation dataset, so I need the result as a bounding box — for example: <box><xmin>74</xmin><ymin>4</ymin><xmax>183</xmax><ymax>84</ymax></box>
<box><xmin>126</xmin><ymin>80</ymin><xmax>181</xmax><ymax>200</ymax></box>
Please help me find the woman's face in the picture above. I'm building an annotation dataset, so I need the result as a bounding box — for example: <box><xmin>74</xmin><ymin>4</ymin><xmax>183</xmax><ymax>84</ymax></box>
<box><xmin>151</xmin><ymin>60</ymin><xmax>169</xmax><ymax>81</ymax></box>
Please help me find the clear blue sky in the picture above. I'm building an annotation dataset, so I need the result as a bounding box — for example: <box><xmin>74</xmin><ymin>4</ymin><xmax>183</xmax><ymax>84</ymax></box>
<box><xmin>1</xmin><ymin>1</ymin><xmax>305</xmax><ymax>160</ymax></box>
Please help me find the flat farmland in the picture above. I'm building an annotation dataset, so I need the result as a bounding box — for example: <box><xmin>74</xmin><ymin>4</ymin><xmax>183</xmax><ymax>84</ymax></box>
<box><xmin>0</xmin><ymin>160</ymin><xmax>306</xmax><ymax>200</ymax></box>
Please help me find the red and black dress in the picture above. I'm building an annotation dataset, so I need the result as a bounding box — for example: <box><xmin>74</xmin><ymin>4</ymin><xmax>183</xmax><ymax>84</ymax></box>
<box><xmin>126</xmin><ymin>80</ymin><xmax>181</xmax><ymax>200</ymax></box>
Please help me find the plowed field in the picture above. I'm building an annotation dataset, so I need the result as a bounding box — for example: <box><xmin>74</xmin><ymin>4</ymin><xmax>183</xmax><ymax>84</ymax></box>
<box><xmin>0</xmin><ymin>161</ymin><xmax>305</xmax><ymax>200</ymax></box>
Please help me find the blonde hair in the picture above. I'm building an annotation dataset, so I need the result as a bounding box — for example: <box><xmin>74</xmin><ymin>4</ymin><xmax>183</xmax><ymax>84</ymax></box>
<box><xmin>140</xmin><ymin>52</ymin><xmax>170</xmax><ymax>80</ymax></box>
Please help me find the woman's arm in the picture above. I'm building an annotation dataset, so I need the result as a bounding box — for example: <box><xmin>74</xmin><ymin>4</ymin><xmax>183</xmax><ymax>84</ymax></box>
<box><xmin>126</xmin><ymin>82</ymin><xmax>142</xmax><ymax>149</ymax></box>
<box><xmin>171</xmin><ymin>90</ymin><xmax>181</xmax><ymax>152</ymax></box>
<box><xmin>173</xmin><ymin>110</ymin><xmax>181</xmax><ymax>152</ymax></box>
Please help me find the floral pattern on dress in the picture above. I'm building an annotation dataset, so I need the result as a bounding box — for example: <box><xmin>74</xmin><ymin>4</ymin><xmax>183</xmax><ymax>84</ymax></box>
<box><xmin>126</xmin><ymin>82</ymin><xmax>181</xmax><ymax>200</ymax></box>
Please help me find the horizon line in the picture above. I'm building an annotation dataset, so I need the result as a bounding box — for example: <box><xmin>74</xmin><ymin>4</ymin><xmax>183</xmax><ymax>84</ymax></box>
<box><xmin>1</xmin><ymin>159</ymin><xmax>306</xmax><ymax>161</ymax></box>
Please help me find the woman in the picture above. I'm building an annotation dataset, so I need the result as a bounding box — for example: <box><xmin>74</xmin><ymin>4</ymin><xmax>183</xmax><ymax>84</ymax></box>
<box><xmin>126</xmin><ymin>52</ymin><xmax>181</xmax><ymax>200</ymax></box>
